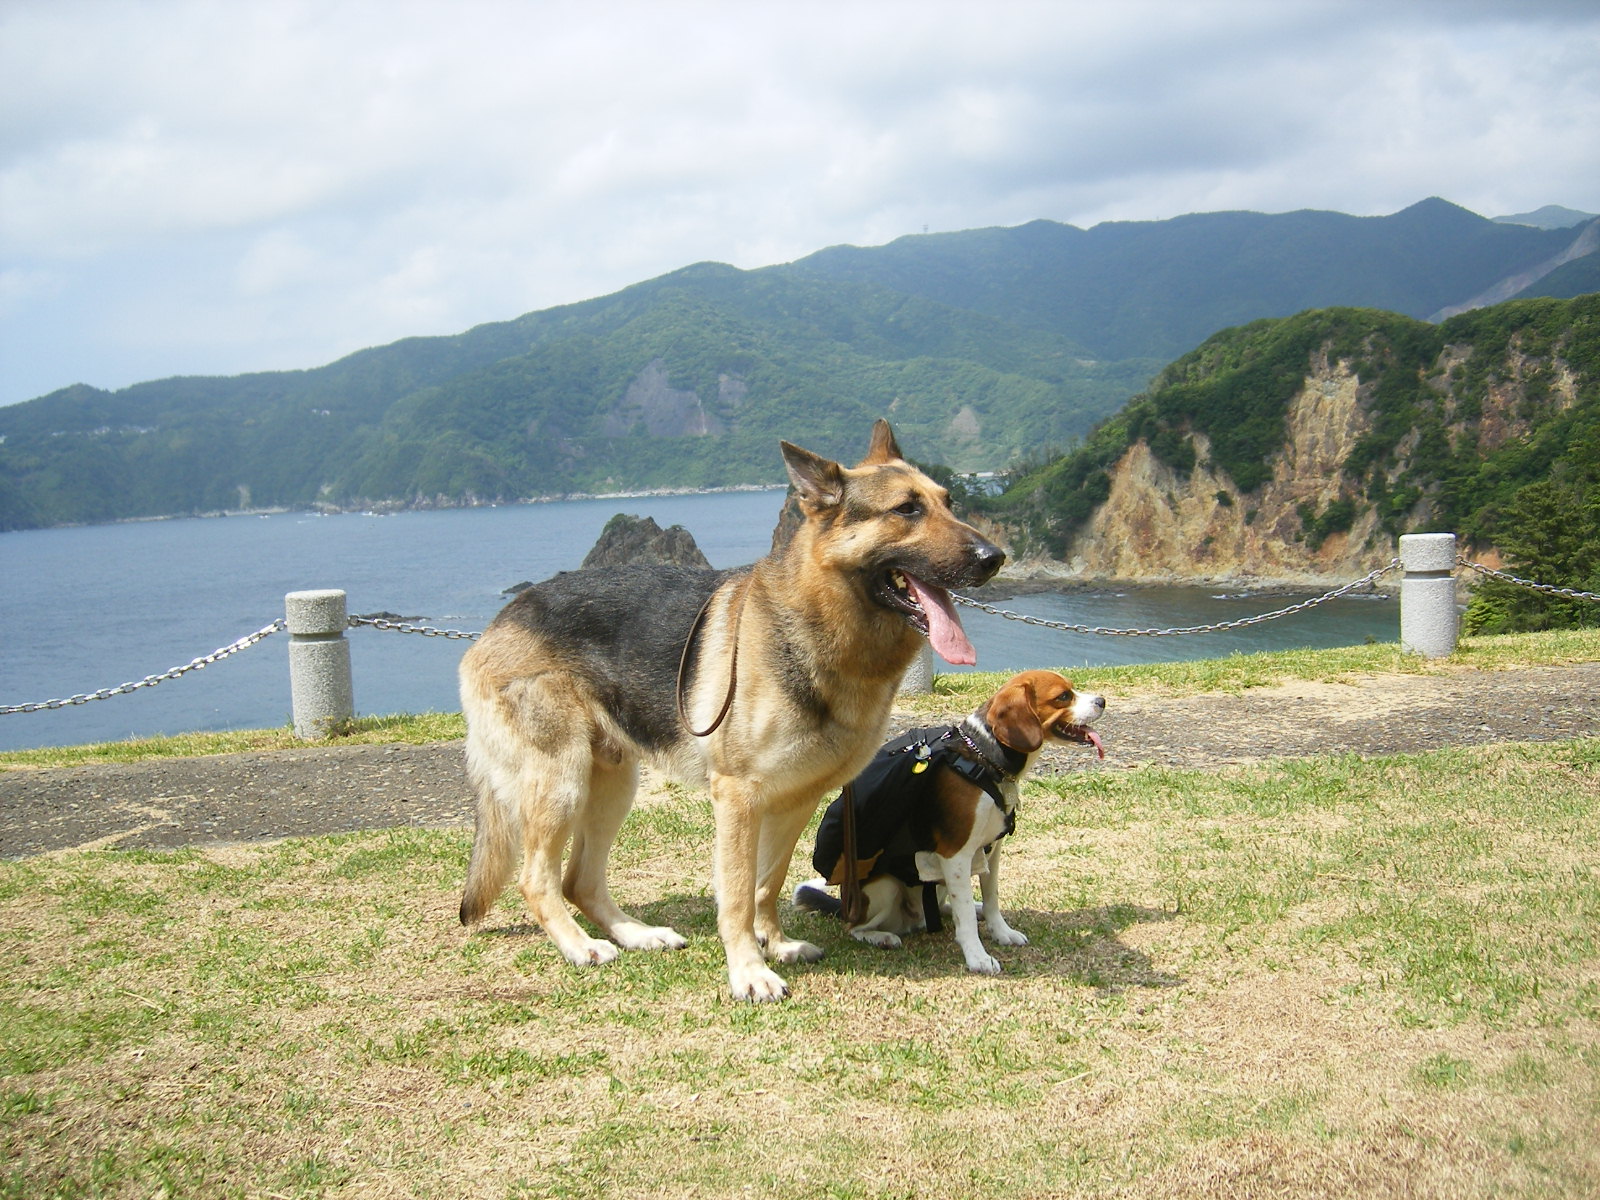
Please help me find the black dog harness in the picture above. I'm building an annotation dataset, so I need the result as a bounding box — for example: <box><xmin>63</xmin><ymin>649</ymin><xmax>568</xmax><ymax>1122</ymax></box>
<box><xmin>811</xmin><ymin>724</ymin><xmax>1024</xmax><ymax>932</ymax></box>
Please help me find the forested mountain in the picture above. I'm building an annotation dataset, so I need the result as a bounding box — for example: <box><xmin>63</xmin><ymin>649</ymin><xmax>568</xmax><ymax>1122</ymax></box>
<box><xmin>985</xmin><ymin>294</ymin><xmax>1599</xmax><ymax>611</ymax></box>
<box><xmin>1</xmin><ymin>198</ymin><xmax>1595</xmax><ymax>531</ymax></box>
<box><xmin>1512</xmin><ymin>252</ymin><xmax>1600</xmax><ymax>301</ymax></box>
<box><xmin>0</xmin><ymin>267</ymin><xmax>1147</xmax><ymax>530</ymax></box>
<box><xmin>1493</xmin><ymin>205</ymin><xmax>1597</xmax><ymax>230</ymax></box>
<box><xmin>787</xmin><ymin>198</ymin><xmax>1592</xmax><ymax>360</ymax></box>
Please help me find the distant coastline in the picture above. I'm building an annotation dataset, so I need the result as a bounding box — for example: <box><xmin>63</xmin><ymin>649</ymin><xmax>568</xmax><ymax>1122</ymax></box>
<box><xmin>62</xmin><ymin>486</ymin><xmax>1395</xmax><ymax>598</ymax></box>
<box><xmin>60</xmin><ymin>483</ymin><xmax>1401</xmax><ymax>598</ymax></box>
<box><xmin>342</xmin><ymin>481</ymin><xmax>792</xmax><ymax>515</ymax></box>
<box><xmin>45</xmin><ymin>482</ymin><xmax>794</xmax><ymax>530</ymax></box>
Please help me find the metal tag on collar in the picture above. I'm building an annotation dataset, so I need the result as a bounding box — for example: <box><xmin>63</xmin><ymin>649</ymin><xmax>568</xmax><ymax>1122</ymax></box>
<box><xmin>911</xmin><ymin>741</ymin><xmax>933</xmax><ymax>773</ymax></box>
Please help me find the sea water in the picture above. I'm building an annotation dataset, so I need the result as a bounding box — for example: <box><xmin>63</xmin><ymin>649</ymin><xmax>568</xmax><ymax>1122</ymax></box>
<box><xmin>0</xmin><ymin>492</ymin><xmax>1395</xmax><ymax>751</ymax></box>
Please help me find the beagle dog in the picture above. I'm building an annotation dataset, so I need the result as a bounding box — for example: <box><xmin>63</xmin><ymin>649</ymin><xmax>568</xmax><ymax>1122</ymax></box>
<box><xmin>795</xmin><ymin>669</ymin><xmax>1105</xmax><ymax>975</ymax></box>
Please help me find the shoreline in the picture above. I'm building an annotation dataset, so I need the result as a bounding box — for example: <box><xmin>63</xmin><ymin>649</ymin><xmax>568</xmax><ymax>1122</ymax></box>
<box><xmin>13</xmin><ymin>489</ymin><xmax>1405</xmax><ymax>598</ymax></box>
<box><xmin>54</xmin><ymin>482</ymin><xmax>795</xmax><ymax>528</ymax></box>
<box><xmin>966</xmin><ymin>574</ymin><xmax>1398</xmax><ymax>602</ymax></box>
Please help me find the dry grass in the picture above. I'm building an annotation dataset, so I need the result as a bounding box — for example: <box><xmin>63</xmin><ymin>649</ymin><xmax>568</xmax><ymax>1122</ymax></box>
<box><xmin>4</xmin><ymin>735</ymin><xmax>1598</xmax><ymax>1199</ymax></box>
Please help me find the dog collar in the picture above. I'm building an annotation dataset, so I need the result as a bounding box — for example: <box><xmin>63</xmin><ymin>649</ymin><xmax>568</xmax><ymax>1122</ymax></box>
<box><xmin>954</xmin><ymin>717</ymin><xmax>1027</xmax><ymax>780</ymax></box>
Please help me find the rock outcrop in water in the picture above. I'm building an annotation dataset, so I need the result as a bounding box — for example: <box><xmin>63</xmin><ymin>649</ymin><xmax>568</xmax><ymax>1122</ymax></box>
<box><xmin>580</xmin><ymin>513</ymin><xmax>711</xmax><ymax>569</ymax></box>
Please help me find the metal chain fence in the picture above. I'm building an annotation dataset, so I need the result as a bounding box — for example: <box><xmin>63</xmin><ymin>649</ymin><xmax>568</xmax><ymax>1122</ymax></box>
<box><xmin>346</xmin><ymin>615</ymin><xmax>480</xmax><ymax>640</ymax></box>
<box><xmin>1456</xmin><ymin>556</ymin><xmax>1600</xmax><ymax>602</ymax></box>
<box><xmin>5</xmin><ymin>555</ymin><xmax>1597</xmax><ymax>716</ymax></box>
<box><xmin>0</xmin><ymin>618</ymin><xmax>288</xmax><ymax>714</ymax></box>
<box><xmin>948</xmin><ymin>558</ymin><xmax>1402</xmax><ymax>637</ymax></box>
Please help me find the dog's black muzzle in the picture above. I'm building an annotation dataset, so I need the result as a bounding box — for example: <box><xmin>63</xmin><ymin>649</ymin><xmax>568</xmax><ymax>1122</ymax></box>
<box><xmin>967</xmin><ymin>539</ymin><xmax>1006</xmax><ymax>587</ymax></box>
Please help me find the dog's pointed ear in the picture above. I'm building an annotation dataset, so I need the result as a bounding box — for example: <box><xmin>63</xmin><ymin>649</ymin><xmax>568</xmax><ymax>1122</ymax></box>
<box><xmin>858</xmin><ymin>419</ymin><xmax>904</xmax><ymax>466</ymax></box>
<box><xmin>781</xmin><ymin>441</ymin><xmax>845</xmax><ymax>509</ymax></box>
<box><xmin>988</xmin><ymin>677</ymin><xmax>1045</xmax><ymax>753</ymax></box>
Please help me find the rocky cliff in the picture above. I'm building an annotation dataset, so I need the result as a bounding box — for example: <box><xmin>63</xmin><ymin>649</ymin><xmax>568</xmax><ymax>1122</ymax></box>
<box><xmin>998</xmin><ymin>296</ymin><xmax>1597</xmax><ymax>587</ymax></box>
<box><xmin>1053</xmin><ymin>363</ymin><xmax>1389</xmax><ymax>585</ymax></box>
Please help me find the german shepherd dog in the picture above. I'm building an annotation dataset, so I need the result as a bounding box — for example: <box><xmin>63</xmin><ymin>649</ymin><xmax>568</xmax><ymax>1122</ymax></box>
<box><xmin>457</xmin><ymin>421</ymin><xmax>1005</xmax><ymax>1001</ymax></box>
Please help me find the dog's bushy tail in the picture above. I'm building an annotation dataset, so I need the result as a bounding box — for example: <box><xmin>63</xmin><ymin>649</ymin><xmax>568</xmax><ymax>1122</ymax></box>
<box><xmin>791</xmin><ymin>879</ymin><xmax>841</xmax><ymax>918</ymax></box>
<box><xmin>458</xmin><ymin>757</ymin><xmax>521</xmax><ymax>927</ymax></box>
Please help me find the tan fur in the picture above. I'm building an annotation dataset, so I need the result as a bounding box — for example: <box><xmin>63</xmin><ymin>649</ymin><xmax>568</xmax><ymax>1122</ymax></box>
<box><xmin>457</xmin><ymin>420</ymin><xmax>1003</xmax><ymax>1001</ymax></box>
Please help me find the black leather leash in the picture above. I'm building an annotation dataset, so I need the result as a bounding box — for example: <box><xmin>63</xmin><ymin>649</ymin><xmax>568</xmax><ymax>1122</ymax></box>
<box><xmin>838</xmin><ymin>780</ymin><xmax>868</xmax><ymax>925</ymax></box>
<box><xmin>675</xmin><ymin>579</ymin><xmax>748</xmax><ymax>739</ymax></box>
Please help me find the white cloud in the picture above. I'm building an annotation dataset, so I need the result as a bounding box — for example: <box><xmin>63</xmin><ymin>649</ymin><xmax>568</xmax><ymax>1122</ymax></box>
<box><xmin>1</xmin><ymin>0</ymin><xmax>1598</xmax><ymax>405</ymax></box>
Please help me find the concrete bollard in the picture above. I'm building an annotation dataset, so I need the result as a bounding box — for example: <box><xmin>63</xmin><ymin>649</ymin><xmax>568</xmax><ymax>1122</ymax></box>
<box><xmin>898</xmin><ymin>640</ymin><xmax>935</xmax><ymax>695</ymax></box>
<box><xmin>286</xmin><ymin>589</ymin><xmax>355</xmax><ymax>738</ymax></box>
<box><xmin>1399</xmin><ymin>533</ymin><xmax>1459</xmax><ymax>658</ymax></box>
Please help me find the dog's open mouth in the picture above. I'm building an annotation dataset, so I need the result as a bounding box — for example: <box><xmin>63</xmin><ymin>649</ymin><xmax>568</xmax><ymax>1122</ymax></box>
<box><xmin>878</xmin><ymin>569</ymin><xmax>977</xmax><ymax>666</ymax></box>
<box><xmin>1054</xmin><ymin>721</ymin><xmax>1106</xmax><ymax>759</ymax></box>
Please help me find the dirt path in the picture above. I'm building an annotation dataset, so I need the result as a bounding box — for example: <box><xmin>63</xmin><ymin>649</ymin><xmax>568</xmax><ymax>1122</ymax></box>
<box><xmin>2</xmin><ymin>662</ymin><xmax>1596</xmax><ymax>858</ymax></box>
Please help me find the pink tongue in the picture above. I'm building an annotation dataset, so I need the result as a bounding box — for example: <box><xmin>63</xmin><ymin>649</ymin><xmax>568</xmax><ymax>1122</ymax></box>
<box><xmin>905</xmin><ymin>575</ymin><xmax>976</xmax><ymax>666</ymax></box>
<box><xmin>1087</xmin><ymin>730</ymin><xmax>1105</xmax><ymax>760</ymax></box>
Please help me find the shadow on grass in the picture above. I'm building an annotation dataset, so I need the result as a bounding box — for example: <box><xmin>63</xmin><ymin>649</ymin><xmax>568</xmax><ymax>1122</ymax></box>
<box><xmin>470</xmin><ymin>894</ymin><xmax>720</xmax><ymax>942</ymax></box>
<box><xmin>790</xmin><ymin>899</ymin><xmax>1183</xmax><ymax>991</ymax></box>
<box><xmin>467</xmin><ymin>896</ymin><xmax>1181</xmax><ymax>993</ymax></box>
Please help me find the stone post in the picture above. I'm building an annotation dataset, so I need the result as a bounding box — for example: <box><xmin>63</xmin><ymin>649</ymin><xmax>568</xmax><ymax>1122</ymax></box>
<box><xmin>1399</xmin><ymin>533</ymin><xmax>1459</xmax><ymax>658</ymax></box>
<box><xmin>286</xmin><ymin>589</ymin><xmax>355</xmax><ymax>738</ymax></box>
<box><xmin>898</xmin><ymin>640</ymin><xmax>935</xmax><ymax>695</ymax></box>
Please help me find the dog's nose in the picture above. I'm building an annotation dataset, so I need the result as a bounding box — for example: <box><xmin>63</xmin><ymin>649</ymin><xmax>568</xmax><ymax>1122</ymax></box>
<box><xmin>1089</xmin><ymin>694</ymin><xmax>1106</xmax><ymax>713</ymax></box>
<box><xmin>972</xmin><ymin>540</ymin><xmax>1006</xmax><ymax>580</ymax></box>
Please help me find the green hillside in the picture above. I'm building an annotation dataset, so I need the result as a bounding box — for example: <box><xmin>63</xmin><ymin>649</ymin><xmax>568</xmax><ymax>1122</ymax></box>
<box><xmin>1513</xmin><ymin>253</ymin><xmax>1600</xmax><ymax>301</ymax></box>
<box><xmin>988</xmin><ymin>294</ymin><xmax>1600</xmax><ymax>584</ymax></box>
<box><xmin>0</xmin><ymin>267</ymin><xmax>1145</xmax><ymax>529</ymax></box>
<box><xmin>2</xmin><ymin>198</ymin><xmax>1595</xmax><ymax>531</ymax></box>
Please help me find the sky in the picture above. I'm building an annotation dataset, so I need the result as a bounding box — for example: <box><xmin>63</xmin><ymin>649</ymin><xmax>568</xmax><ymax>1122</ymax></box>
<box><xmin>2</xmin><ymin>0</ymin><xmax>1598</xmax><ymax>408</ymax></box>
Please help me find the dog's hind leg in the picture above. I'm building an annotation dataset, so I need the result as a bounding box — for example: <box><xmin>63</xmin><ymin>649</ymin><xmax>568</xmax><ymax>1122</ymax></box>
<box><xmin>752</xmin><ymin>797</ymin><xmax>825</xmax><ymax>965</ymax></box>
<box><xmin>847</xmin><ymin>877</ymin><xmax>917</xmax><ymax>949</ymax></box>
<box><xmin>469</xmin><ymin>671</ymin><xmax>628</xmax><ymax>968</ymax></box>
<box><xmin>458</xmin><ymin>734</ymin><xmax>618</xmax><ymax>967</ymax></box>
<box><xmin>563</xmin><ymin>756</ymin><xmax>688</xmax><ymax>952</ymax></box>
<box><xmin>511</xmin><ymin>753</ymin><xmax>625</xmax><ymax>968</ymax></box>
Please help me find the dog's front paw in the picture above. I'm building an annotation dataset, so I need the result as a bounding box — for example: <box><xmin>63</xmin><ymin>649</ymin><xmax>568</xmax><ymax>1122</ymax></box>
<box><xmin>986</xmin><ymin>924</ymin><xmax>1028</xmax><ymax>947</ymax></box>
<box><xmin>613</xmin><ymin>923</ymin><xmax>688</xmax><ymax>952</ymax></box>
<box><xmin>560</xmin><ymin>937</ymin><xmax>622</xmax><ymax>967</ymax></box>
<box><xmin>729</xmin><ymin>963</ymin><xmax>791</xmax><ymax>1002</ymax></box>
<box><xmin>964</xmin><ymin>951</ymin><xmax>1003</xmax><ymax>976</ymax></box>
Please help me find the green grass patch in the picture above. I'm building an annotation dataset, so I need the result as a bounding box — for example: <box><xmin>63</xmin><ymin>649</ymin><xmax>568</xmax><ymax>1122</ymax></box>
<box><xmin>901</xmin><ymin>625</ymin><xmax>1600</xmax><ymax>715</ymax></box>
<box><xmin>0</xmin><ymin>710</ymin><xmax>466</xmax><ymax>771</ymax></box>
<box><xmin>2</xmin><ymin>631</ymin><xmax>1598</xmax><ymax>1197</ymax></box>
<box><xmin>2</xmin><ymin>737</ymin><xmax>1597</xmax><ymax>1196</ymax></box>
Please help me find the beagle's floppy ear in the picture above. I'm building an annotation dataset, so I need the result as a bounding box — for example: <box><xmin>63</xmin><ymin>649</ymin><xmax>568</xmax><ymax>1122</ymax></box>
<box><xmin>987</xmin><ymin>677</ymin><xmax>1045</xmax><ymax>753</ymax></box>
<box><xmin>858</xmin><ymin>418</ymin><xmax>905</xmax><ymax>466</ymax></box>
<box><xmin>780</xmin><ymin>441</ymin><xmax>845</xmax><ymax>510</ymax></box>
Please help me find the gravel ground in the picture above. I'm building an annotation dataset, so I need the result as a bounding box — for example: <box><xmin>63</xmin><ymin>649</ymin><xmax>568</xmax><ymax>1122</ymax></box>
<box><xmin>2</xmin><ymin>662</ymin><xmax>1596</xmax><ymax>858</ymax></box>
